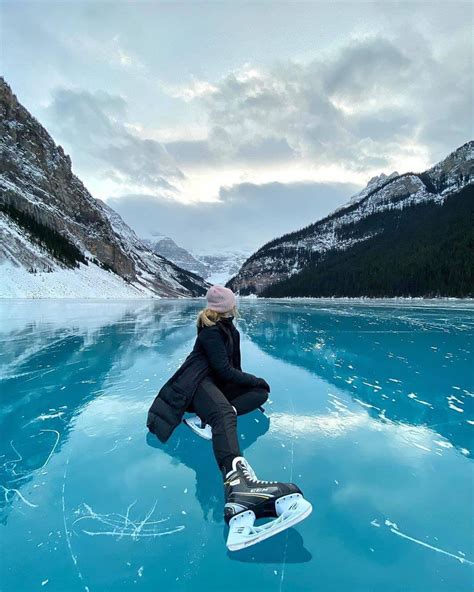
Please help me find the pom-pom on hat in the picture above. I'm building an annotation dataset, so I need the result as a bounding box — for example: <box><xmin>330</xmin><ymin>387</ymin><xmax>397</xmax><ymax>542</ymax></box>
<box><xmin>206</xmin><ymin>285</ymin><xmax>236</xmax><ymax>313</ymax></box>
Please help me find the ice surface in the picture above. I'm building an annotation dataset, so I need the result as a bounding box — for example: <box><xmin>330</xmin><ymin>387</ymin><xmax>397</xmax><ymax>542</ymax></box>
<box><xmin>1</xmin><ymin>299</ymin><xmax>473</xmax><ymax>591</ymax></box>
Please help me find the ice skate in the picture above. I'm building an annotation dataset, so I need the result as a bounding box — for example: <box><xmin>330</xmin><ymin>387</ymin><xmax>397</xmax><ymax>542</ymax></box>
<box><xmin>183</xmin><ymin>415</ymin><xmax>212</xmax><ymax>440</ymax></box>
<box><xmin>184</xmin><ymin>405</ymin><xmax>247</xmax><ymax>441</ymax></box>
<box><xmin>224</xmin><ymin>456</ymin><xmax>312</xmax><ymax>551</ymax></box>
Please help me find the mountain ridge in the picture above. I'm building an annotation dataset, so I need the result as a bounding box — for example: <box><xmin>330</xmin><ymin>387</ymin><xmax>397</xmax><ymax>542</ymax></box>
<box><xmin>227</xmin><ymin>141</ymin><xmax>473</xmax><ymax>298</ymax></box>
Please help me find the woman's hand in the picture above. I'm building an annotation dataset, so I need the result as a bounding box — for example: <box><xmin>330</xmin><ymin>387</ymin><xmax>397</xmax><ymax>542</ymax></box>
<box><xmin>255</xmin><ymin>377</ymin><xmax>271</xmax><ymax>392</ymax></box>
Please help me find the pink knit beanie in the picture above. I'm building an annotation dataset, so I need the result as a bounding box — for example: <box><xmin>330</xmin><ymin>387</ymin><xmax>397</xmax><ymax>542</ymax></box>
<box><xmin>206</xmin><ymin>285</ymin><xmax>236</xmax><ymax>313</ymax></box>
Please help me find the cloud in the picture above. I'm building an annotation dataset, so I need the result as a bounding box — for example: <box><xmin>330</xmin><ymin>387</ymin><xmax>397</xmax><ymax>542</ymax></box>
<box><xmin>11</xmin><ymin>6</ymin><xmax>469</xmax><ymax>254</ymax></box>
<box><xmin>236</xmin><ymin>135</ymin><xmax>296</xmax><ymax>164</ymax></box>
<box><xmin>322</xmin><ymin>37</ymin><xmax>413</xmax><ymax>104</ymax></box>
<box><xmin>63</xmin><ymin>32</ymin><xmax>147</xmax><ymax>71</ymax></box>
<box><xmin>163</xmin><ymin>139</ymin><xmax>214</xmax><ymax>167</ymax></box>
<box><xmin>165</xmin><ymin>78</ymin><xmax>219</xmax><ymax>102</ymax></box>
<box><xmin>178</xmin><ymin>34</ymin><xmax>471</xmax><ymax>172</ymax></box>
<box><xmin>45</xmin><ymin>88</ymin><xmax>185</xmax><ymax>196</ymax></box>
<box><xmin>163</xmin><ymin>134</ymin><xmax>295</xmax><ymax>168</ymax></box>
<box><xmin>107</xmin><ymin>179</ymin><xmax>359</xmax><ymax>254</ymax></box>
<box><xmin>35</xmin><ymin>26</ymin><xmax>471</xmax><ymax>208</ymax></box>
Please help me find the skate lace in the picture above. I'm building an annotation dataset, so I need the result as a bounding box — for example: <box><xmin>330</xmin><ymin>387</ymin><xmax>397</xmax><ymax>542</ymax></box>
<box><xmin>241</xmin><ymin>461</ymin><xmax>276</xmax><ymax>485</ymax></box>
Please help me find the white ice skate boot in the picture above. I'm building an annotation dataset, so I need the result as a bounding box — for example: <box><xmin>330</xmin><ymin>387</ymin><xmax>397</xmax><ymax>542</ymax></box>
<box><xmin>183</xmin><ymin>406</ymin><xmax>239</xmax><ymax>441</ymax></box>
<box><xmin>183</xmin><ymin>415</ymin><xmax>212</xmax><ymax>440</ymax></box>
<box><xmin>224</xmin><ymin>456</ymin><xmax>312</xmax><ymax>551</ymax></box>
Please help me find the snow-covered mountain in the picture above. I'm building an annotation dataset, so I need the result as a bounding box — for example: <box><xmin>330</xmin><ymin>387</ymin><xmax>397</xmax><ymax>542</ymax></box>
<box><xmin>349</xmin><ymin>171</ymin><xmax>399</xmax><ymax>204</ymax></box>
<box><xmin>196</xmin><ymin>251</ymin><xmax>252</xmax><ymax>285</ymax></box>
<box><xmin>0</xmin><ymin>78</ymin><xmax>210</xmax><ymax>298</ymax></box>
<box><xmin>227</xmin><ymin>142</ymin><xmax>474</xmax><ymax>298</ymax></box>
<box><xmin>142</xmin><ymin>234</ymin><xmax>209</xmax><ymax>279</ymax></box>
<box><xmin>142</xmin><ymin>234</ymin><xmax>251</xmax><ymax>286</ymax></box>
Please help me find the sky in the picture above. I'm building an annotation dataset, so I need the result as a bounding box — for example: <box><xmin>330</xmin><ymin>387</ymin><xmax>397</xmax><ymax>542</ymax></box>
<box><xmin>2</xmin><ymin>0</ymin><xmax>473</xmax><ymax>254</ymax></box>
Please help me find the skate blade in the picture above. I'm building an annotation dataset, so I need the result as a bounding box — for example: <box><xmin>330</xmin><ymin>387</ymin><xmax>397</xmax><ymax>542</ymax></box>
<box><xmin>226</xmin><ymin>493</ymin><xmax>313</xmax><ymax>552</ymax></box>
<box><xmin>183</xmin><ymin>417</ymin><xmax>212</xmax><ymax>440</ymax></box>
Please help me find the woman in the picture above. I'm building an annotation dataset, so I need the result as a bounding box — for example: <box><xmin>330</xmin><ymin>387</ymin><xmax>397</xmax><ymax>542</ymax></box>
<box><xmin>147</xmin><ymin>285</ymin><xmax>312</xmax><ymax>551</ymax></box>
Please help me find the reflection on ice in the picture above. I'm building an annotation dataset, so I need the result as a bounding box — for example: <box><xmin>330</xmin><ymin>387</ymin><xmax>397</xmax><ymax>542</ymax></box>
<box><xmin>146</xmin><ymin>411</ymin><xmax>271</xmax><ymax>523</ymax></box>
<box><xmin>272</xmin><ymin>407</ymin><xmax>469</xmax><ymax>459</ymax></box>
<box><xmin>271</xmin><ymin>409</ymin><xmax>367</xmax><ymax>437</ymax></box>
<box><xmin>242</xmin><ymin>301</ymin><xmax>474</xmax><ymax>457</ymax></box>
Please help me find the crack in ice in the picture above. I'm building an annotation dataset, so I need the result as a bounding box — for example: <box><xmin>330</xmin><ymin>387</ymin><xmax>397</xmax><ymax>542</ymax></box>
<box><xmin>1</xmin><ymin>431</ymin><xmax>60</xmax><ymax>510</ymax></box>
<box><xmin>1</xmin><ymin>485</ymin><xmax>39</xmax><ymax>508</ymax></box>
<box><xmin>279</xmin><ymin>389</ymin><xmax>296</xmax><ymax>592</ymax></box>
<box><xmin>72</xmin><ymin>501</ymin><xmax>185</xmax><ymax>540</ymax></box>
<box><xmin>372</xmin><ymin>518</ymin><xmax>474</xmax><ymax>566</ymax></box>
<box><xmin>62</xmin><ymin>456</ymin><xmax>89</xmax><ymax>592</ymax></box>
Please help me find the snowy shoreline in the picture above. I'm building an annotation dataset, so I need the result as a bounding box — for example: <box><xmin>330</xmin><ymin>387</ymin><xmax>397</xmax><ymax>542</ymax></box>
<box><xmin>0</xmin><ymin>261</ymin><xmax>160</xmax><ymax>299</ymax></box>
<box><xmin>246</xmin><ymin>296</ymin><xmax>474</xmax><ymax>303</ymax></box>
<box><xmin>1</xmin><ymin>261</ymin><xmax>472</xmax><ymax>302</ymax></box>
<box><xmin>1</xmin><ymin>294</ymin><xmax>473</xmax><ymax>303</ymax></box>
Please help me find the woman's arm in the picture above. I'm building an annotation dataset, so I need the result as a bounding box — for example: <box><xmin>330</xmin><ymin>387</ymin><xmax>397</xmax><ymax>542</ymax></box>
<box><xmin>198</xmin><ymin>327</ymin><xmax>261</xmax><ymax>387</ymax></box>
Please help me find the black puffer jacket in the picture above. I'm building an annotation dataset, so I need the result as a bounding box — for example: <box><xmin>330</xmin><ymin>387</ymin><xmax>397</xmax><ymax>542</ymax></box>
<box><xmin>147</xmin><ymin>317</ymin><xmax>262</xmax><ymax>442</ymax></box>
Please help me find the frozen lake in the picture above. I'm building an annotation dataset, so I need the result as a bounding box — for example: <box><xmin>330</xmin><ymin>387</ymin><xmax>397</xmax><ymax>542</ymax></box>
<box><xmin>1</xmin><ymin>299</ymin><xmax>473</xmax><ymax>591</ymax></box>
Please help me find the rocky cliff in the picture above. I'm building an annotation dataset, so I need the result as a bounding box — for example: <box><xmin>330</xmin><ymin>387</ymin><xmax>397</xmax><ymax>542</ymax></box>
<box><xmin>0</xmin><ymin>78</ymin><xmax>210</xmax><ymax>297</ymax></box>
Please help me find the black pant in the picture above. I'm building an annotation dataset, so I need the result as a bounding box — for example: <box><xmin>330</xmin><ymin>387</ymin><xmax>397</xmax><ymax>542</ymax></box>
<box><xmin>190</xmin><ymin>376</ymin><xmax>268</xmax><ymax>476</ymax></box>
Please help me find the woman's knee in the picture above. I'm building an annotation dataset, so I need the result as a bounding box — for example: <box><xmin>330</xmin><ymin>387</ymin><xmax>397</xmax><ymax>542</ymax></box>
<box><xmin>206</xmin><ymin>401</ymin><xmax>236</xmax><ymax>429</ymax></box>
<box><xmin>255</xmin><ymin>388</ymin><xmax>269</xmax><ymax>406</ymax></box>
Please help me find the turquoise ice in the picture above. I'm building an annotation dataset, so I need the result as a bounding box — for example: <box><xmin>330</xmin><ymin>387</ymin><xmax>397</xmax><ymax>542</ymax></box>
<box><xmin>0</xmin><ymin>299</ymin><xmax>473</xmax><ymax>591</ymax></box>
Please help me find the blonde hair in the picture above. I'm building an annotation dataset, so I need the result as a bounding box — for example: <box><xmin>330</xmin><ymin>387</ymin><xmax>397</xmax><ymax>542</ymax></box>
<box><xmin>196</xmin><ymin>305</ymin><xmax>239</xmax><ymax>328</ymax></box>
